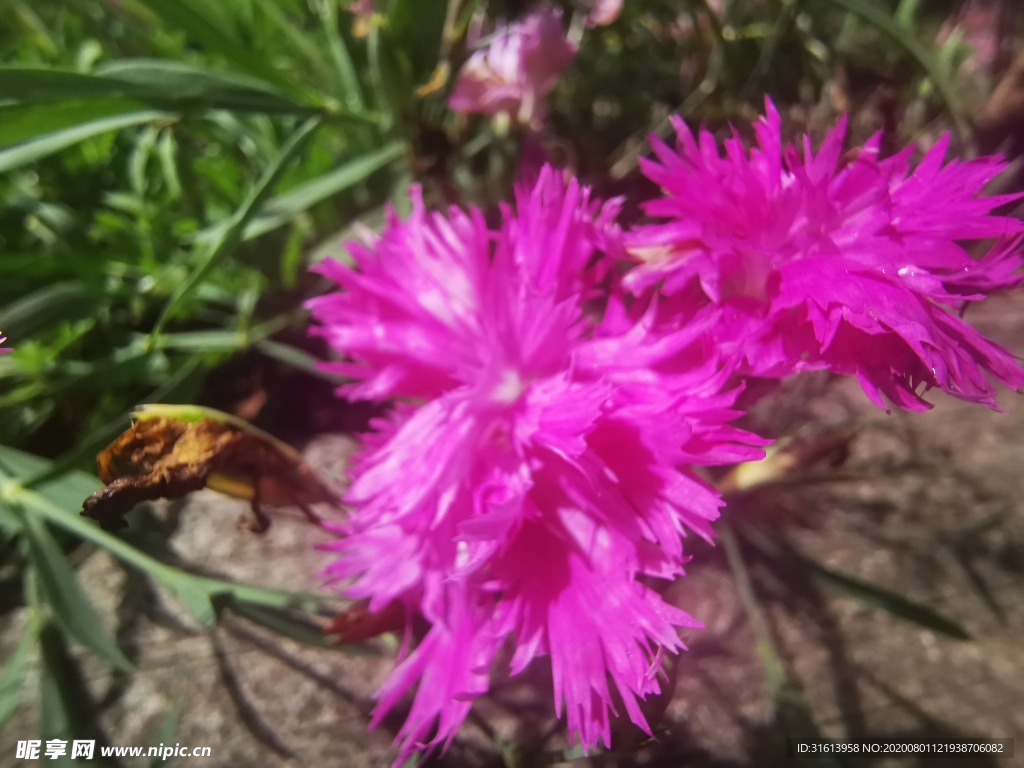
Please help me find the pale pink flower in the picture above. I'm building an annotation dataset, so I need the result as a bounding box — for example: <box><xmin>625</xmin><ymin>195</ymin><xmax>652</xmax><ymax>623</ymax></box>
<box><xmin>587</xmin><ymin>0</ymin><xmax>623</xmax><ymax>27</ymax></box>
<box><xmin>449</xmin><ymin>8</ymin><xmax>576</xmax><ymax>128</ymax></box>
<box><xmin>308</xmin><ymin>167</ymin><xmax>764</xmax><ymax>762</ymax></box>
<box><xmin>348</xmin><ymin>0</ymin><xmax>375</xmax><ymax>38</ymax></box>
<box><xmin>625</xmin><ymin>100</ymin><xmax>1024</xmax><ymax>411</ymax></box>
<box><xmin>937</xmin><ymin>0</ymin><xmax>1002</xmax><ymax>77</ymax></box>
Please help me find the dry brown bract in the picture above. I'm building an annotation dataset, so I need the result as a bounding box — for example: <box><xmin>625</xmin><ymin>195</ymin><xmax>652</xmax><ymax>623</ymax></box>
<box><xmin>82</xmin><ymin>415</ymin><xmax>339</xmax><ymax>532</ymax></box>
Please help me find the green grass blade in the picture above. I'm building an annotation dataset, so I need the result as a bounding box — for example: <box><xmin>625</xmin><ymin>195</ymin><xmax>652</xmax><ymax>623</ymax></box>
<box><xmin>0</xmin><ymin>103</ymin><xmax>170</xmax><ymax>173</ymax></box>
<box><xmin>161</xmin><ymin>571</ymin><xmax>217</xmax><ymax>626</ymax></box>
<box><xmin>0</xmin><ymin>446</ymin><xmax>101</xmax><ymax>511</ymax></box>
<box><xmin>93</xmin><ymin>59</ymin><xmax>307</xmax><ymax>109</ymax></box>
<box><xmin>822</xmin><ymin>0</ymin><xmax>968</xmax><ymax>138</ymax></box>
<box><xmin>0</xmin><ymin>98</ymin><xmax>156</xmax><ymax>146</ymax></box>
<box><xmin>131</xmin><ymin>0</ymin><xmax>308</xmax><ymax>97</ymax></box>
<box><xmin>152</xmin><ymin>115</ymin><xmax>323</xmax><ymax>335</ymax></box>
<box><xmin>0</xmin><ymin>282</ymin><xmax>98</xmax><ymax>345</ymax></box>
<box><xmin>0</xmin><ymin>64</ymin><xmax>311</xmax><ymax>113</ymax></box>
<box><xmin>221</xmin><ymin>597</ymin><xmax>336</xmax><ymax>648</ymax></box>
<box><xmin>38</xmin><ymin>621</ymin><xmax>107</xmax><ymax>767</ymax></box>
<box><xmin>809</xmin><ymin>561</ymin><xmax>971</xmax><ymax>640</ymax></box>
<box><xmin>0</xmin><ymin>611</ymin><xmax>40</xmax><ymax>731</ymax></box>
<box><xmin>255</xmin><ymin>340</ymin><xmax>340</xmax><ymax>382</ymax></box>
<box><xmin>148</xmin><ymin>702</ymin><xmax>184</xmax><ymax>768</ymax></box>
<box><xmin>193</xmin><ymin>140</ymin><xmax>406</xmax><ymax>244</ymax></box>
<box><xmin>743</xmin><ymin>528</ymin><xmax>972</xmax><ymax>640</ymax></box>
<box><xmin>720</xmin><ymin>523</ymin><xmax>844</xmax><ymax>767</ymax></box>
<box><xmin>719</xmin><ymin>523</ymin><xmax>787</xmax><ymax>694</ymax></box>
<box><xmin>22</xmin><ymin>513</ymin><xmax>134</xmax><ymax>672</ymax></box>
<box><xmin>311</xmin><ymin>0</ymin><xmax>365</xmax><ymax>109</ymax></box>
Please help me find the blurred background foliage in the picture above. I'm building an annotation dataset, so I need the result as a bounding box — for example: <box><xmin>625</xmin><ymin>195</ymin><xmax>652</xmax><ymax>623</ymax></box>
<box><xmin>0</xmin><ymin>0</ymin><xmax>1021</xmax><ymax>760</ymax></box>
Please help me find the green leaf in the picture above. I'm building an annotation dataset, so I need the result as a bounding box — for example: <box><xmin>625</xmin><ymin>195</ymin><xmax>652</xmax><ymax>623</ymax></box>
<box><xmin>0</xmin><ymin>499</ymin><xmax>21</xmax><ymax>535</ymax></box>
<box><xmin>0</xmin><ymin>104</ymin><xmax>170</xmax><ymax>173</ymax></box>
<box><xmin>39</xmin><ymin>623</ymin><xmax>74</xmax><ymax>745</ymax></box>
<box><xmin>38</xmin><ymin>621</ymin><xmax>98</xmax><ymax>767</ymax></box>
<box><xmin>95</xmin><ymin>60</ymin><xmax>314</xmax><ymax>113</ymax></box>
<box><xmin>194</xmin><ymin>140</ymin><xmax>407</xmax><ymax>243</ymax></box>
<box><xmin>821</xmin><ymin>0</ymin><xmax>968</xmax><ymax>138</ymax></box>
<box><xmin>743</xmin><ymin>528</ymin><xmax>972</xmax><ymax>641</ymax></box>
<box><xmin>153</xmin><ymin>115</ymin><xmax>323</xmax><ymax>335</ymax></box>
<box><xmin>149</xmin><ymin>702</ymin><xmax>184</xmax><ymax>768</ymax></box>
<box><xmin>279</xmin><ymin>218</ymin><xmax>307</xmax><ymax>289</ymax></box>
<box><xmin>0</xmin><ymin>612</ymin><xmax>40</xmax><ymax>731</ymax></box>
<box><xmin>0</xmin><ymin>446</ymin><xmax>101</xmax><ymax>512</ymax></box>
<box><xmin>720</xmin><ymin>524</ymin><xmax>845</xmax><ymax>768</ymax></box>
<box><xmin>310</xmin><ymin>0</ymin><xmax>365</xmax><ymax>108</ymax></box>
<box><xmin>0</xmin><ymin>64</ymin><xmax>310</xmax><ymax>114</ymax></box>
<box><xmin>894</xmin><ymin>0</ymin><xmax>921</xmax><ymax>28</ymax></box>
<box><xmin>0</xmin><ymin>98</ymin><xmax>154</xmax><ymax>146</ymax></box>
<box><xmin>161</xmin><ymin>573</ymin><xmax>217</xmax><ymax>626</ymax></box>
<box><xmin>255</xmin><ymin>340</ymin><xmax>339</xmax><ymax>382</ymax></box>
<box><xmin>0</xmin><ymin>282</ymin><xmax>98</xmax><ymax>343</ymax></box>
<box><xmin>221</xmin><ymin>597</ymin><xmax>336</xmax><ymax>648</ymax></box>
<box><xmin>807</xmin><ymin>561</ymin><xmax>971</xmax><ymax>640</ymax></box>
<box><xmin>131</xmin><ymin>0</ymin><xmax>311</xmax><ymax>98</ymax></box>
<box><xmin>21</xmin><ymin>512</ymin><xmax>134</xmax><ymax>673</ymax></box>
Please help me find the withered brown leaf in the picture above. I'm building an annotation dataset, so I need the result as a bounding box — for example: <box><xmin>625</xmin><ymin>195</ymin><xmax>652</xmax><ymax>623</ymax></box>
<box><xmin>82</xmin><ymin>404</ymin><xmax>340</xmax><ymax>532</ymax></box>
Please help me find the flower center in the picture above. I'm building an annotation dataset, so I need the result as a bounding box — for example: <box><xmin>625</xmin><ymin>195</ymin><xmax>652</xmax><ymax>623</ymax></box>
<box><xmin>492</xmin><ymin>369</ymin><xmax>526</xmax><ymax>404</ymax></box>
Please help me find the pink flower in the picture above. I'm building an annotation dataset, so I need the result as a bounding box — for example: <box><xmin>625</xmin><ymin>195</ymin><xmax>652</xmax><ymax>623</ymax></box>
<box><xmin>348</xmin><ymin>0</ymin><xmax>374</xmax><ymax>37</ymax></box>
<box><xmin>308</xmin><ymin>168</ymin><xmax>764</xmax><ymax>763</ymax></box>
<box><xmin>625</xmin><ymin>100</ymin><xmax>1024</xmax><ymax>411</ymax></box>
<box><xmin>587</xmin><ymin>0</ymin><xmax>623</xmax><ymax>27</ymax></box>
<box><xmin>0</xmin><ymin>333</ymin><xmax>9</xmax><ymax>354</ymax></box>
<box><xmin>937</xmin><ymin>0</ymin><xmax>1001</xmax><ymax>77</ymax></box>
<box><xmin>449</xmin><ymin>8</ymin><xmax>576</xmax><ymax>128</ymax></box>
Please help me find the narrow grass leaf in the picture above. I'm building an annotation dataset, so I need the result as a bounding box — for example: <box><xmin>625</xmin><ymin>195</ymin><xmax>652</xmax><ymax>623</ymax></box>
<box><xmin>0</xmin><ymin>98</ymin><xmax>155</xmax><ymax>146</ymax></box>
<box><xmin>743</xmin><ymin>527</ymin><xmax>972</xmax><ymax>640</ymax></box>
<box><xmin>720</xmin><ymin>524</ymin><xmax>844</xmax><ymax>767</ymax></box>
<box><xmin>255</xmin><ymin>340</ymin><xmax>341</xmax><ymax>382</ymax></box>
<box><xmin>96</xmin><ymin>60</ymin><xmax>316</xmax><ymax>113</ymax></box>
<box><xmin>0</xmin><ymin>64</ymin><xmax>307</xmax><ymax>114</ymax></box>
<box><xmin>0</xmin><ymin>445</ymin><xmax>101</xmax><ymax>512</ymax></box>
<box><xmin>38</xmin><ymin>622</ymin><xmax>98</xmax><ymax>767</ymax></box>
<box><xmin>22</xmin><ymin>513</ymin><xmax>134</xmax><ymax>672</ymax></box>
<box><xmin>148</xmin><ymin>702</ymin><xmax>184</xmax><ymax>768</ymax></box>
<box><xmin>194</xmin><ymin>141</ymin><xmax>407</xmax><ymax>244</ymax></box>
<box><xmin>161</xmin><ymin>572</ymin><xmax>217</xmax><ymax>626</ymax></box>
<box><xmin>822</xmin><ymin>0</ymin><xmax>968</xmax><ymax>138</ymax></box>
<box><xmin>132</xmin><ymin>0</ymin><xmax>309</xmax><ymax>97</ymax></box>
<box><xmin>808</xmin><ymin>562</ymin><xmax>971</xmax><ymax>640</ymax></box>
<box><xmin>222</xmin><ymin>597</ymin><xmax>336</xmax><ymax>648</ymax></box>
<box><xmin>153</xmin><ymin>116</ymin><xmax>322</xmax><ymax>334</ymax></box>
<box><xmin>0</xmin><ymin>107</ymin><xmax>169</xmax><ymax>173</ymax></box>
<box><xmin>0</xmin><ymin>612</ymin><xmax>40</xmax><ymax>730</ymax></box>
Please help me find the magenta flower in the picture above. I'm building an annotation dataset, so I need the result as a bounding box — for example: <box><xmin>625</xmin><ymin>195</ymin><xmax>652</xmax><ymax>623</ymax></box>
<box><xmin>449</xmin><ymin>8</ymin><xmax>576</xmax><ymax>128</ymax></box>
<box><xmin>0</xmin><ymin>333</ymin><xmax>9</xmax><ymax>354</ymax></box>
<box><xmin>625</xmin><ymin>101</ymin><xmax>1024</xmax><ymax>411</ymax></box>
<box><xmin>308</xmin><ymin>168</ymin><xmax>764</xmax><ymax>762</ymax></box>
